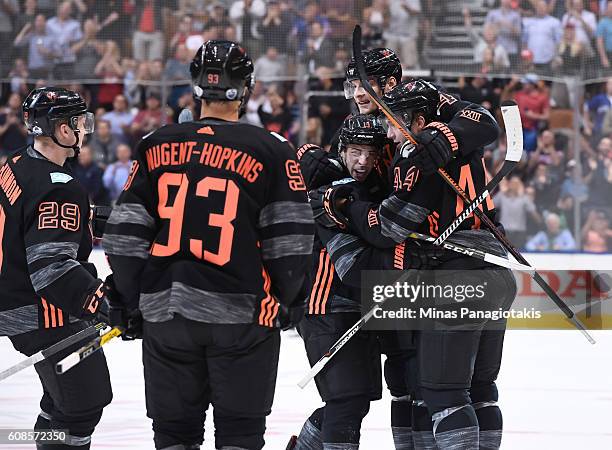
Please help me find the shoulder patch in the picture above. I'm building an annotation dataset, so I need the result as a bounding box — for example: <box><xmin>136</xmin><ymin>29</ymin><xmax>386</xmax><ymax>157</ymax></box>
<box><xmin>270</xmin><ymin>132</ymin><xmax>288</xmax><ymax>143</ymax></box>
<box><xmin>50</xmin><ymin>172</ymin><xmax>73</xmax><ymax>184</ymax></box>
<box><xmin>12</xmin><ymin>155</ymin><xmax>21</xmax><ymax>164</ymax></box>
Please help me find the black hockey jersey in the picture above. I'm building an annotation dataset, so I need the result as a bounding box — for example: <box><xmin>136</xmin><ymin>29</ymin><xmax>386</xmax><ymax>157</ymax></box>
<box><xmin>102</xmin><ymin>119</ymin><xmax>314</xmax><ymax>327</ymax></box>
<box><xmin>0</xmin><ymin>146</ymin><xmax>97</xmax><ymax>336</ymax></box>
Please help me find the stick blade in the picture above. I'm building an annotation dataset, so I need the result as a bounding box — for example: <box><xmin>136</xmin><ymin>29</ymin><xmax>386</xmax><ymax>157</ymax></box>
<box><xmin>500</xmin><ymin>102</ymin><xmax>523</xmax><ymax>162</ymax></box>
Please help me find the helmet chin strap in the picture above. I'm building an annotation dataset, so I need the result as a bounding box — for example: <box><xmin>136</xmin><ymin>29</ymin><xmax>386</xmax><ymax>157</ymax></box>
<box><xmin>51</xmin><ymin>129</ymin><xmax>81</xmax><ymax>157</ymax></box>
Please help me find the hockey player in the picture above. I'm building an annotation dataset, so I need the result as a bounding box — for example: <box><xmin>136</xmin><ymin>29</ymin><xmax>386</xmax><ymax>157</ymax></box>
<box><xmin>290</xmin><ymin>114</ymin><xmax>389</xmax><ymax>450</ymax></box>
<box><xmin>102</xmin><ymin>40</ymin><xmax>314</xmax><ymax>450</ymax></box>
<box><xmin>0</xmin><ymin>87</ymin><xmax>114</xmax><ymax>449</ymax></box>
<box><xmin>314</xmin><ymin>80</ymin><xmax>517</xmax><ymax>450</ymax></box>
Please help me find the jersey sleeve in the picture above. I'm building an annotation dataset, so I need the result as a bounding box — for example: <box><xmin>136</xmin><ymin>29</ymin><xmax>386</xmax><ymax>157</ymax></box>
<box><xmin>102</xmin><ymin>139</ymin><xmax>158</xmax><ymax>309</ymax></box>
<box><xmin>438</xmin><ymin>93</ymin><xmax>500</xmax><ymax>157</ymax></box>
<box><xmin>258</xmin><ymin>138</ymin><xmax>315</xmax><ymax>307</ymax></box>
<box><xmin>23</xmin><ymin>184</ymin><xmax>97</xmax><ymax>316</ymax></box>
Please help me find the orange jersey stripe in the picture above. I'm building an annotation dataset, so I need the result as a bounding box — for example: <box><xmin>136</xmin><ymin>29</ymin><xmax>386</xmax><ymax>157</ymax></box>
<box><xmin>49</xmin><ymin>304</ymin><xmax>56</xmax><ymax>328</ymax></box>
<box><xmin>313</xmin><ymin>254</ymin><xmax>331</xmax><ymax>315</ymax></box>
<box><xmin>57</xmin><ymin>308</ymin><xmax>64</xmax><ymax>327</ymax></box>
<box><xmin>319</xmin><ymin>255</ymin><xmax>335</xmax><ymax>314</ymax></box>
<box><xmin>309</xmin><ymin>249</ymin><xmax>326</xmax><ymax>314</ymax></box>
<box><xmin>41</xmin><ymin>298</ymin><xmax>49</xmax><ymax>329</ymax></box>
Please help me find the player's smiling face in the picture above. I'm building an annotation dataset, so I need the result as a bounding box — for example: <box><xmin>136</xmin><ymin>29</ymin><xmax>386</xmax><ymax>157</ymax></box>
<box><xmin>351</xmin><ymin>79</ymin><xmax>381</xmax><ymax>115</ymax></box>
<box><xmin>342</xmin><ymin>143</ymin><xmax>379</xmax><ymax>182</ymax></box>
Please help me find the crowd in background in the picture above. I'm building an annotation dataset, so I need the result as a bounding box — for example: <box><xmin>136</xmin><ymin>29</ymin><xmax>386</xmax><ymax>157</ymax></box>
<box><xmin>0</xmin><ymin>0</ymin><xmax>610</xmax><ymax>252</ymax></box>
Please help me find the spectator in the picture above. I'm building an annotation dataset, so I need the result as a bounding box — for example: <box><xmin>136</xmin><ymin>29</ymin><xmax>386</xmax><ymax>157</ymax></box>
<box><xmin>244</xmin><ymin>80</ymin><xmax>265</xmax><ymax>126</ymax></box>
<box><xmin>257</xmin><ymin>86</ymin><xmax>292</xmax><ymax>137</ymax></box>
<box><xmin>596</xmin><ymin>1</ymin><xmax>612</xmax><ymax>70</ymax></box>
<box><xmin>484</xmin><ymin>0</ymin><xmax>522</xmax><ymax>67</ymax></box>
<box><xmin>46</xmin><ymin>0</ymin><xmax>83</xmax><ymax>79</ymax></box>
<box><xmin>464</xmin><ymin>7</ymin><xmax>510</xmax><ymax>72</ymax></box>
<box><xmin>206</xmin><ymin>2</ymin><xmax>230</xmax><ymax>36</ymax></box>
<box><xmin>457</xmin><ymin>76</ymin><xmax>499</xmax><ymax>108</ymax></box>
<box><xmin>95</xmin><ymin>40</ymin><xmax>125</xmax><ymax>110</ymax></box>
<box><xmin>125</xmin><ymin>60</ymin><xmax>150</xmax><ymax>108</ymax></box>
<box><xmin>530</xmin><ymin>163</ymin><xmax>562</xmax><ymax>212</ymax></box>
<box><xmin>103</xmin><ymin>143</ymin><xmax>133</xmax><ymax>203</ymax></box>
<box><xmin>254</xmin><ymin>46</ymin><xmax>286</xmax><ymax>81</ymax></box>
<box><xmin>308</xmin><ymin>67</ymin><xmax>350</xmax><ymax>148</ymax></box>
<box><xmin>582</xmin><ymin>209</ymin><xmax>611</xmax><ymax>252</ymax></box>
<box><xmin>561</xmin><ymin>0</ymin><xmax>597</xmax><ymax>48</ymax></box>
<box><xmin>13</xmin><ymin>13</ymin><xmax>56</xmax><ymax>80</ymax></box>
<box><xmin>552</xmin><ymin>23</ymin><xmax>586</xmax><ymax>75</ymax></box>
<box><xmin>71</xmin><ymin>19</ymin><xmax>103</xmax><ymax>80</ymax></box>
<box><xmin>102</xmin><ymin>94</ymin><xmax>134</xmax><ymax>144</ymax></box>
<box><xmin>260</xmin><ymin>0</ymin><xmax>292</xmax><ymax>54</ymax></box>
<box><xmin>164</xmin><ymin>44</ymin><xmax>192</xmax><ymax>108</ymax></box>
<box><xmin>14</xmin><ymin>0</ymin><xmax>38</xmax><ymax>56</ymax></box>
<box><xmin>90</xmin><ymin>0</ymin><xmax>126</xmax><ymax>43</ymax></box>
<box><xmin>130</xmin><ymin>92</ymin><xmax>170</xmax><ymax>141</ymax></box>
<box><xmin>290</xmin><ymin>1</ymin><xmax>330</xmax><ymax>55</ymax></box>
<box><xmin>514</xmin><ymin>74</ymin><xmax>550</xmax><ymax>152</ymax></box>
<box><xmin>229</xmin><ymin>0</ymin><xmax>266</xmax><ymax>57</ymax></box>
<box><xmin>133</xmin><ymin>0</ymin><xmax>165</xmax><ymax>61</ymax></box>
<box><xmin>88</xmin><ymin>120</ymin><xmax>121</xmax><ymax>168</ymax></box>
<box><xmin>320</xmin><ymin>0</ymin><xmax>356</xmax><ymax>44</ymax></box>
<box><xmin>0</xmin><ymin>0</ymin><xmax>18</xmax><ymax>73</ymax></box>
<box><xmin>170</xmin><ymin>15</ymin><xmax>202</xmax><ymax>54</ymax></box>
<box><xmin>528</xmin><ymin>129</ymin><xmax>565</xmax><ymax>178</ymax></box>
<box><xmin>8</xmin><ymin>58</ymin><xmax>29</xmax><ymax>95</ymax></box>
<box><xmin>0</xmin><ymin>93</ymin><xmax>28</xmax><ymax>157</ymax></box>
<box><xmin>584</xmin><ymin>136</ymin><xmax>612</xmax><ymax>209</ymax></box>
<box><xmin>72</xmin><ymin>144</ymin><xmax>107</xmax><ymax>205</ymax></box>
<box><xmin>526</xmin><ymin>212</ymin><xmax>576</xmax><ymax>250</ymax></box>
<box><xmin>522</xmin><ymin>1</ymin><xmax>562</xmax><ymax>72</ymax></box>
<box><xmin>306</xmin><ymin>21</ymin><xmax>336</xmax><ymax>75</ymax></box>
<box><xmin>384</xmin><ymin>0</ymin><xmax>421</xmax><ymax>69</ymax></box>
<box><xmin>494</xmin><ymin>176</ymin><xmax>542</xmax><ymax>248</ymax></box>
<box><xmin>585</xmin><ymin>78</ymin><xmax>612</xmax><ymax>139</ymax></box>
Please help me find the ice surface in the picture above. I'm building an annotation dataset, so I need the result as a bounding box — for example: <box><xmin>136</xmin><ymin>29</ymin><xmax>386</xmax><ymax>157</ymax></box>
<box><xmin>1</xmin><ymin>251</ymin><xmax>611</xmax><ymax>449</ymax></box>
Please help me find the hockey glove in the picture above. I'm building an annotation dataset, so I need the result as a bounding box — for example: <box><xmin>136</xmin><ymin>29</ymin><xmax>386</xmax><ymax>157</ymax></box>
<box><xmin>277</xmin><ymin>303</ymin><xmax>305</xmax><ymax>330</ymax></box>
<box><xmin>308</xmin><ymin>184</ymin><xmax>354</xmax><ymax>229</ymax></box>
<box><xmin>91</xmin><ymin>205</ymin><xmax>113</xmax><ymax>239</ymax></box>
<box><xmin>410</xmin><ymin>122</ymin><xmax>459</xmax><ymax>175</ymax></box>
<box><xmin>402</xmin><ymin>242</ymin><xmax>446</xmax><ymax>270</ymax></box>
<box><xmin>103</xmin><ymin>275</ymin><xmax>143</xmax><ymax>340</ymax></box>
<box><xmin>297</xmin><ymin>143</ymin><xmax>345</xmax><ymax>189</ymax></box>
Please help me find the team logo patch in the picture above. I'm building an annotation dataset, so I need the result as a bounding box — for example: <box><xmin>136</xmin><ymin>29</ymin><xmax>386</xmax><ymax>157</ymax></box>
<box><xmin>226</xmin><ymin>89</ymin><xmax>238</xmax><ymax>100</ymax></box>
<box><xmin>45</xmin><ymin>91</ymin><xmax>57</xmax><ymax>101</ymax></box>
<box><xmin>50</xmin><ymin>172</ymin><xmax>73</xmax><ymax>184</ymax></box>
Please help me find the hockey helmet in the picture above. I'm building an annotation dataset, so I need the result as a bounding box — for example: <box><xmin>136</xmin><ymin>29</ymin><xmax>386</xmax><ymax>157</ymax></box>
<box><xmin>22</xmin><ymin>87</ymin><xmax>94</xmax><ymax>137</ymax></box>
<box><xmin>382</xmin><ymin>79</ymin><xmax>440</xmax><ymax>127</ymax></box>
<box><xmin>338</xmin><ymin>114</ymin><xmax>391</xmax><ymax>151</ymax></box>
<box><xmin>344</xmin><ymin>48</ymin><xmax>402</xmax><ymax>99</ymax></box>
<box><xmin>190</xmin><ymin>40</ymin><xmax>254</xmax><ymax>103</ymax></box>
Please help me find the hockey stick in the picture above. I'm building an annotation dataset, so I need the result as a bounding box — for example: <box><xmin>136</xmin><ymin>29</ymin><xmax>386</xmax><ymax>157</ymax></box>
<box><xmin>55</xmin><ymin>326</ymin><xmax>123</xmax><ymax>374</ymax></box>
<box><xmin>433</xmin><ymin>102</ymin><xmax>523</xmax><ymax>245</ymax></box>
<box><xmin>0</xmin><ymin>323</ymin><xmax>105</xmax><ymax>382</ymax></box>
<box><xmin>352</xmin><ymin>25</ymin><xmax>595</xmax><ymax>344</ymax></box>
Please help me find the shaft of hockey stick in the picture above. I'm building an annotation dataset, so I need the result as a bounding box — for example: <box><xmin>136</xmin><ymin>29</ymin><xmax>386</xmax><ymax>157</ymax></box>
<box><xmin>433</xmin><ymin>102</ymin><xmax>523</xmax><ymax>245</ymax></box>
<box><xmin>55</xmin><ymin>326</ymin><xmax>123</xmax><ymax>374</ymax></box>
<box><xmin>352</xmin><ymin>25</ymin><xmax>594</xmax><ymax>344</ymax></box>
<box><xmin>0</xmin><ymin>323</ymin><xmax>105</xmax><ymax>382</ymax></box>
<box><xmin>297</xmin><ymin>303</ymin><xmax>382</xmax><ymax>388</ymax></box>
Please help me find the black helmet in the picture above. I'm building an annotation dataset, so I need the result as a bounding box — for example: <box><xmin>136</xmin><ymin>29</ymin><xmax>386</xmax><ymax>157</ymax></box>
<box><xmin>344</xmin><ymin>48</ymin><xmax>402</xmax><ymax>99</ymax></box>
<box><xmin>338</xmin><ymin>114</ymin><xmax>391</xmax><ymax>151</ymax></box>
<box><xmin>22</xmin><ymin>87</ymin><xmax>94</xmax><ymax>153</ymax></box>
<box><xmin>383</xmin><ymin>79</ymin><xmax>440</xmax><ymax>125</ymax></box>
<box><xmin>190</xmin><ymin>40</ymin><xmax>254</xmax><ymax>102</ymax></box>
